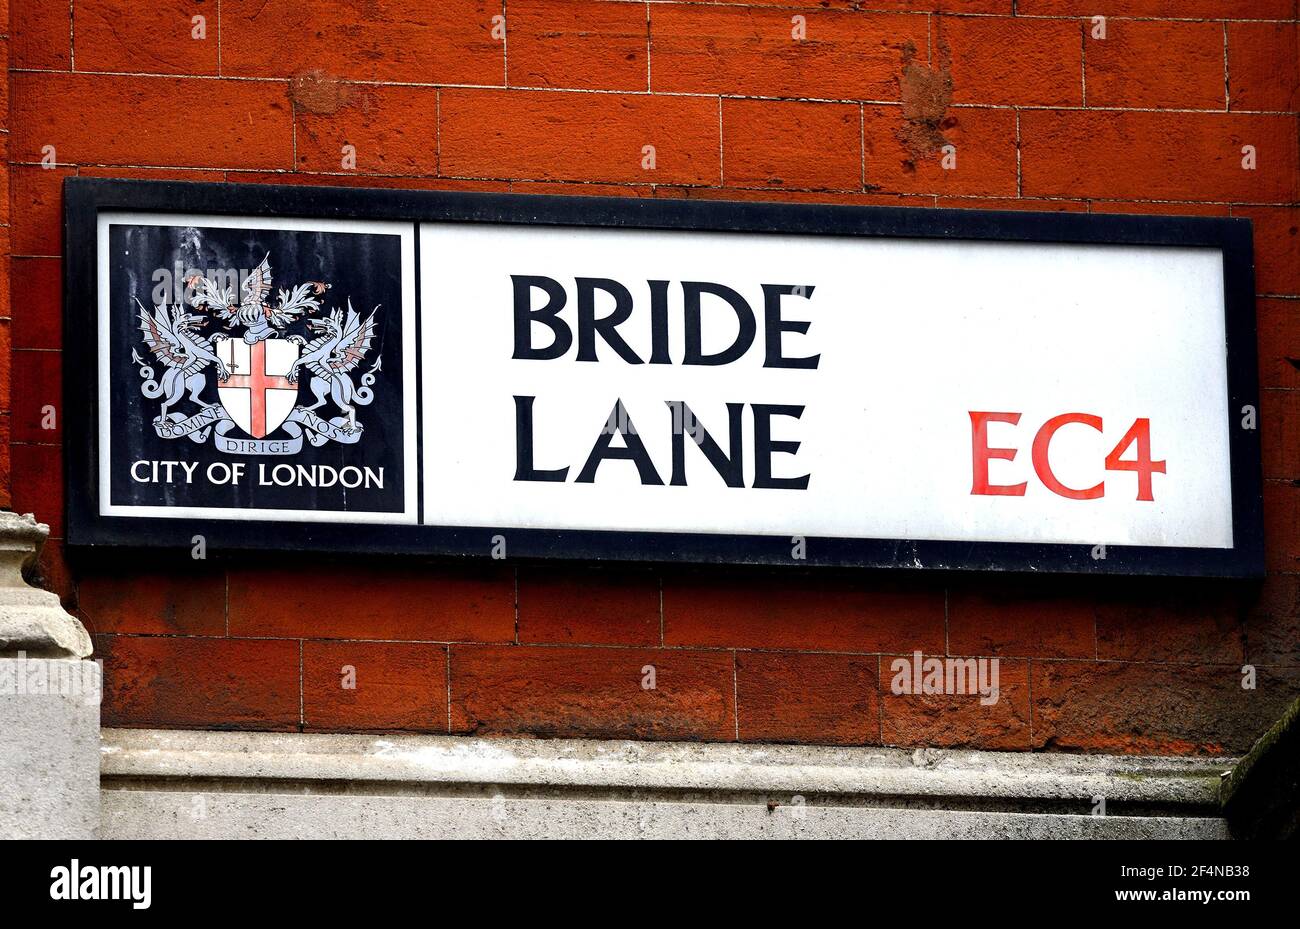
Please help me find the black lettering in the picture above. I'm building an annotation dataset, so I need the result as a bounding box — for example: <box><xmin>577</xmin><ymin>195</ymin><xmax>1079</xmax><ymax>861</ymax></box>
<box><xmin>752</xmin><ymin>404</ymin><xmax>810</xmax><ymax>489</ymax></box>
<box><xmin>576</xmin><ymin>277</ymin><xmax>643</xmax><ymax>364</ymax></box>
<box><xmin>648</xmin><ymin>279</ymin><xmax>672</xmax><ymax>365</ymax></box>
<box><xmin>512</xmin><ymin>275</ymin><xmax>572</xmax><ymax>360</ymax></box>
<box><xmin>576</xmin><ymin>400</ymin><xmax>664</xmax><ymax>485</ymax></box>
<box><xmin>682</xmin><ymin>281</ymin><xmax>756</xmax><ymax>366</ymax></box>
<box><xmin>762</xmin><ymin>284</ymin><xmax>820</xmax><ymax>369</ymax></box>
<box><xmin>666</xmin><ymin>401</ymin><xmax>744</xmax><ymax>488</ymax></box>
<box><xmin>513</xmin><ymin>395</ymin><xmax>569</xmax><ymax>482</ymax></box>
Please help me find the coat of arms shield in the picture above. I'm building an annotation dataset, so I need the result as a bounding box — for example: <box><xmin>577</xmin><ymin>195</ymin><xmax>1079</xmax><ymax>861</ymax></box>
<box><xmin>216</xmin><ymin>338</ymin><xmax>301</xmax><ymax>439</ymax></box>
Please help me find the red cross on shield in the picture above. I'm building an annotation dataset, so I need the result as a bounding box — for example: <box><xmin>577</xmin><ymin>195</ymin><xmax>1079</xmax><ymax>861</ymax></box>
<box><xmin>216</xmin><ymin>338</ymin><xmax>300</xmax><ymax>439</ymax></box>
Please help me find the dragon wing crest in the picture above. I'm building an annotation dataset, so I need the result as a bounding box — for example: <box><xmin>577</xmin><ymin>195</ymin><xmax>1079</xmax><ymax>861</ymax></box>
<box><xmin>329</xmin><ymin>300</ymin><xmax>378</xmax><ymax>374</ymax></box>
<box><xmin>241</xmin><ymin>253</ymin><xmax>273</xmax><ymax>311</ymax></box>
<box><xmin>136</xmin><ymin>299</ymin><xmax>189</xmax><ymax>369</ymax></box>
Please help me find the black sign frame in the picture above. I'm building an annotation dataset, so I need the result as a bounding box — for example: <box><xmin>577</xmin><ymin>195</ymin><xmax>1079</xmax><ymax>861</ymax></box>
<box><xmin>64</xmin><ymin>177</ymin><xmax>1264</xmax><ymax>577</ymax></box>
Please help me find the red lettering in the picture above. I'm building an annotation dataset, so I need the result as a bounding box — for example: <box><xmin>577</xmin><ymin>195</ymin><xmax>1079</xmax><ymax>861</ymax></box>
<box><xmin>969</xmin><ymin>411</ymin><xmax>1027</xmax><ymax>496</ymax></box>
<box><xmin>1105</xmin><ymin>417</ymin><xmax>1166</xmax><ymax>501</ymax></box>
<box><xmin>1032</xmin><ymin>413</ymin><xmax>1105</xmax><ymax>500</ymax></box>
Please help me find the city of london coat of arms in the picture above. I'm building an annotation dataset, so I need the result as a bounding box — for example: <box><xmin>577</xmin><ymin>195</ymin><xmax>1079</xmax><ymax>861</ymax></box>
<box><xmin>132</xmin><ymin>254</ymin><xmax>383</xmax><ymax>456</ymax></box>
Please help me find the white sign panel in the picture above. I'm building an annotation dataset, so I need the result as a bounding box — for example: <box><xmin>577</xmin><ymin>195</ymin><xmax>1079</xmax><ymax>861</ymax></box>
<box><xmin>422</xmin><ymin>225</ymin><xmax>1232</xmax><ymax>549</ymax></box>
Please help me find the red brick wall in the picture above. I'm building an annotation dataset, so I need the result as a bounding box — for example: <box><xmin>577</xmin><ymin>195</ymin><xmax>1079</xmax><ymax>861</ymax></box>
<box><xmin>7</xmin><ymin>0</ymin><xmax>1300</xmax><ymax>754</ymax></box>
<box><xmin>0</xmin><ymin>0</ymin><xmax>10</xmax><ymax>511</ymax></box>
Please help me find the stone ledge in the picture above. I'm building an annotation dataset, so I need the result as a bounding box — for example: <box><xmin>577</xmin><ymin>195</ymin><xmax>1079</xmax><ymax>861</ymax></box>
<box><xmin>101</xmin><ymin>728</ymin><xmax>1231</xmax><ymax>813</ymax></box>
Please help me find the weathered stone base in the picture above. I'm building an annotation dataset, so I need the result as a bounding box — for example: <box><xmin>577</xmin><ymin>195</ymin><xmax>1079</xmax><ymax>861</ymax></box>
<box><xmin>0</xmin><ymin>658</ymin><xmax>102</xmax><ymax>839</ymax></box>
<box><xmin>100</xmin><ymin>729</ymin><xmax>1231</xmax><ymax>840</ymax></box>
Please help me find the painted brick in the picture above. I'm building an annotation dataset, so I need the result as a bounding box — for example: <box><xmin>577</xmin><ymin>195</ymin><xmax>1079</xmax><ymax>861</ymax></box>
<box><xmin>863</xmin><ymin>104</ymin><xmax>1018</xmax><ymax>196</ymax></box>
<box><xmin>0</xmin><ymin>321</ymin><xmax>9</xmax><ymax>413</ymax></box>
<box><xmin>73</xmin><ymin>0</ymin><xmax>220</xmax><ymax>75</ymax></box>
<box><xmin>9</xmin><ymin>167</ymin><xmax>71</xmax><ymax>258</ymax></box>
<box><xmin>9</xmin><ymin>349</ymin><xmax>60</xmax><ymax>444</ymax></box>
<box><xmin>0</xmin><ymin>416</ymin><xmax>9</xmax><ymax>512</ymax></box>
<box><xmin>450</xmin><ymin>645</ymin><xmax>735</xmax><ymax>740</ymax></box>
<box><xmin>11</xmin><ymin>0</ymin><xmax>71</xmax><ymax>70</ymax></box>
<box><xmin>1030</xmin><ymin>660</ymin><xmax>1300</xmax><ymax>755</ymax></box>
<box><xmin>1245</xmin><ymin>573</ymin><xmax>1300</xmax><ymax>666</ymax></box>
<box><xmin>1229</xmin><ymin>22</ymin><xmax>1300</xmax><ymax>113</ymax></box>
<box><xmin>1235</xmin><ymin>206</ymin><xmax>1300</xmax><ymax>296</ymax></box>
<box><xmin>97</xmin><ymin>636</ymin><xmax>300</xmax><ymax>730</ymax></box>
<box><xmin>1020</xmin><ymin>110</ymin><xmax>1300</xmax><ymax>202</ymax></box>
<box><xmin>1261</xmin><ymin>389</ymin><xmax>1300</xmax><ymax>479</ymax></box>
<box><xmin>1019</xmin><ymin>0</ymin><xmax>1296</xmax><ymax>16</ymax></box>
<box><xmin>0</xmin><ymin>319</ymin><xmax>9</xmax><ymax>410</ymax></box>
<box><xmin>722</xmin><ymin>99</ymin><xmax>861</xmax><ymax>191</ymax></box>
<box><xmin>939</xmin><ymin>15</ymin><xmax>1082</xmax><ymax>107</ymax></box>
<box><xmin>221</xmin><ymin>0</ymin><xmax>502</xmax><ymax>85</ymax></box>
<box><xmin>439</xmin><ymin>89</ymin><xmax>719</xmax><ymax>184</ymax></box>
<box><xmin>1094</xmin><ymin>584</ymin><xmax>1245</xmax><ymax>664</ymax></box>
<box><xmin>75</xmin><ymin>166</ymin><xmax>221</xmax><ymax>182</ymax></box>
<box><xmin>228</xmin><ymin>565</ymin><xmax>515</xmax><ymax>641</ymax></box>
<box><xmin>936</xmin><ymin>197</ymin><xmax>1087</xmax><ymax>212</ymax></box>
<box><xmin>517</xmin><ymin>566</ymin><xmax>660</xmax><ymax>646</ymax></box>
<box><xmin>1256</xmin><ymin>298</ymin><xmax>1300</xmax><ymax>390</ymax></box>
<box><xmin>32</xmin><ymin>537</ymin><xmax>74</xmax><ymax>609</ymax></box>
<box><xmin>78</xmin><ymin>567</ymin><xmax>226</xmax><ymax>636</ymax></box>
<box><xmin>656</xmin><ymin>186</ymin><xmax>935</xmax><ymax>208</ymax></box>
<box><xmin>703</xmin><ymin>0</ymin><xmax>1012</xmax><ymax>10</ymax></box>
<box><xmin>303</xmin><ymin>641</ymin><xmax>447</xmax><ymax>732</ymax></box>
<box><xmin>736</xmin><ymin>652</ymin><xmax>879</xmax><ymax>745</ymax></box>
<box><xmin>511</xmin><ymin>181</ymin><xmax>652</xmax><ymax>197</ymax></box>
<box><xmin>508</xmin><ymin>0</ymin><xmax>647</xmax><ymax>91</ymax></box>
<box><xmin>10</xmin><ymin>258</ymin><xmax>62</xmax><ymax>350</ymax></box>
<box><xmin>649</xmin><ymin>5</ymin><xmax>927</xmax><ymax>101</ymax></box>
<box><xmin>881</xmin><ymin>655</ymin><xmax>1031</xmax><ymax>750</ymax></box>
<box><xmin>0</xmin><ymin>132</ymin><xmax>9</xmax><ymax>215</ymax></box>
<box><xmin>663</xmin><ymin>573</ymin><xmax>944</xmax><ymax>653</ymax></box>
<box><xmin>1091</xmin><ymin>200</ymin><xmax>1232</xmax><ymax>217</ymax></box>
<box><xmin>1264</xmin><ymin>481</ymin><xmax>1300</xmax><ymax>574</ymax></box>
<box><xmin>10</xmin><ymin>442</ymin><xmax>62</xmax><ymax>537</ymax></box>
<box><xmin>1085</xmin><ymin>20</ymin><xmax>1226</xmax><ymax>110</ymax></box>
<box><xmin>294</xmin><ymin>84</ymin><xmax>438</xmax><ymax>176</ymax></box>
<box><xmin>226</xmin><ymin>172</ymin><xmax>510</xmax><ymax>193</ymax></box>
<box><xmin>10</xmin><ymin>73</ymin><xmax>294</xmax><ymax>170</ymax></box>
<box><xmin>948</xmin><ymin>582</ymin><xmax>1096</xmax><ymax>659</ymax></box>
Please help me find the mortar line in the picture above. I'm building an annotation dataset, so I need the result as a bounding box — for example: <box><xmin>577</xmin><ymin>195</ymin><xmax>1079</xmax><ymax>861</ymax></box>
<box><xmin>10</xmin><ymin>67</ymin><xmax>1300</xmax><ymax>114</ymax></box>
<box><xmin>1080</xmin><ymin>18</ymin><xmax>1087</xmax><ymax>108</ymax></box>
<box><xmin>645</xmin><ymin>1</ymin><xmax>652</xmax><ymax>92</ymax></box>
<box><xmin>1223</xmin><ymin>21</ymin><xmax>1231</xmax><ymax>110</ymax></box>
<box><xmin>859</xmin><ymin>103</ymin><xmax>866</xmax><ymax>191</ymax></box>
<box><xmin>731</xmin><ymin>650</ymin><xmax>740</xmax><ymax>741</ymax></box>
<box><xmin>658</xmin><ymin>576</ymin><xmax>664</xmax><ymax>646</ymax></box>
<box><xmin>1028</xmin><ymin>658</ymin><xmax>1035</xmax><ymax>746</ymax></box>
<box><xmin>876</xmin><ymin>654</ymin><xmax>884</xmax><ymax>745</ymax></box>
<box><xmin>717</xmin><ymin>96</ymin><xmax>724</xmax><ymax>185</ymax></box>
<box><xmin>944</xmin><ymin>588</ymin><xmax>950</xmax><ymax>656</ymax></box>
<box><xmin>1015</xmin><ymin>109</ymin><xmax>1022</xmax><ymax>197</ymax></box>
